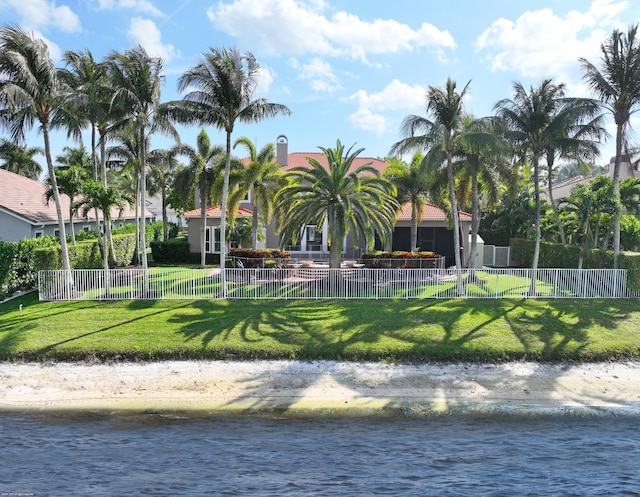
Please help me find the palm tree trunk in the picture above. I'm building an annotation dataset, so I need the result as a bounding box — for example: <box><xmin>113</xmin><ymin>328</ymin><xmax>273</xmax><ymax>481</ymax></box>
<box><xmin>531</xmin><ymin>155</ymin><xmax>542</xmax><ymax>295</ymax></box>
<box><xmin>43</xmin><ymin>122</ymin><xmax>71</xmax><ymax>273</ymax></box>
<box><xmin>99</xmin><ymin>132</ymin><xmax>116</xmax><ymax>266</ymax></box>
<box><xmin>547</xmin><ymin>155</ymin><xmax>566</xmax><ymax>244</ymax></box>
<box><xmin>447</xmin><ymin>151</ymin><xmax>463</xmax><ymax>295</ymax></box>
<box><xmin>219</xmin><ymin>130</ymin><xmax>233</xmax><ymax>297</ymax></box>
<box><xmin>329</xmin><ymin>226</ymin><xmax>342</xmax><ymax>269</ymax></box>
<box><xmin>69</xmin><ymin>206</ymin><xmax>76</xmax><ymax>245</ymax></box>
<box><xmin>467</xmin><ymin>173</ymin><xmax>480</xmax><ymax>268</ymax></box>
<box><xmin>199</xmin><ymin>183</ymin><xmax>207</xmax><ymax>269</ymax></box>
<box><xmin>612</xmin><ymin>122</ymin><xmax>623</xmax><ymax>269</ymax></box>
<box><xmin>90</xmin><ymin>123</ymin><xmax>105</xmax><ymax>258</ymax></box>
<box><xmin>252</xmin><ymin>198</ymin><xmax>259</xmax><ymax>249</ymax></box>
<box><xmin>410</xmin><ymin>203</ymin><xmax>418</xmax><ymax>252</ymax></box>
<box><xmin>139</xmin><ymin>125</ymin><xmax>148</xmax><ymax>270</ymax></box>
<box><xmin>161</xmin><ymin>187</ymin><xmax>168</xmax><ymax>242</ymax></box>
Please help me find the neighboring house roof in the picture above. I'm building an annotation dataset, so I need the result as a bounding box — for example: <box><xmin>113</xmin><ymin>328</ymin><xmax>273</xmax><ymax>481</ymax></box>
<box><xmin>182</xmin><ymin>205</ymin><xmax>253</xmax><ymax>219</ymax></box>
<box><xmin>0</xmin><ymin>167</ymin><xmax>146</xmax><ymax>226</ymax></box>
<box><xmin>283</xmin><ymin>152</ymin><xmax>388</xmax><ymax>175</ymax></box>
<box><xmin>396</xmin><ymin>202</ymin><xmax>472</xmax><ymax>222</ymax></box>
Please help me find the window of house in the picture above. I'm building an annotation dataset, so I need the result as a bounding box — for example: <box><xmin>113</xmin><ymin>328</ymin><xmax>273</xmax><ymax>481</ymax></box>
<box><xmin>305</xmin><ymin>225</ymin><xmax>322</xmax><ymax>251</ymax></box>
<box><xmin>205</xmin><ymin>226</ymin><xmax>221</xmax><ymax>253</ymax></box>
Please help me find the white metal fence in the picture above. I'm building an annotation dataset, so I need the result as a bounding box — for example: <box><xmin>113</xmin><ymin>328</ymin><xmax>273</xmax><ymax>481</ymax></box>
<box><xmin>38</xmin><ymin>268</ymin><xmax>638</xmax><ymax>301</ymax></box>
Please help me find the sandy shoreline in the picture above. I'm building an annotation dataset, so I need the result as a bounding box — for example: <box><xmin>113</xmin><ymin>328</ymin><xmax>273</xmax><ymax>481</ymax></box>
<box><xmin>2</xmin><ymin>360</ymin><xmax>640</xmax><ymax>416</ymax></box>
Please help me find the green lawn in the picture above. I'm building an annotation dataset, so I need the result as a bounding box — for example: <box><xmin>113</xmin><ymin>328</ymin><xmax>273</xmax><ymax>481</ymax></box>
<box><xmin>1</xmin><ymin>291</ymin><xmax>639</xmax><ymax>363</ymax></box>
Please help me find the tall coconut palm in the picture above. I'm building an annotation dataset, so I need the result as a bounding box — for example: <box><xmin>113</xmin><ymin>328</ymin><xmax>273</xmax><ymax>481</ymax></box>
<box><xmin>391</xmin><ymin>78</ymin><xmax>472</xmax><ymax>293</ymax></box>
<box><xmin>0</xmin><ymin>26</ymin><xmax>71</xmax><ymax>272</ymax></box>
<box><xmin>58</xmin><ymin>50</ymin><xmax>122</xmax><ymax>265</ymax></box>
<box><xmin>148</xmin><ymin>146</ymin><xmax>182</xmax><ymax>241</ymax></box>
<box><xmin>580</xmin><ymin>24</ymin><xmax>640</xmax><ymax>268</ymax></box>
<box><xmin>453</xmin><ymin>116</ymin><xmax>515</xmax><ymax>268</ymax></box>
<box><xmin>542</xmin><ymin>99</ymin><xmax>604</xmax><ymax>244</ymax></box>
<box><xmin>275</xmin><ymin>140</ymin><xmax>398</xmax><ymax>269</ymax></box>
<box><xmin>107</xmin><ymin>125</ymin><xmax>150</xmax><ymax>266</ymax></box>
<box><xmin>58</xmin><ymin>49</ymin><xmax>112</xmax><ymax>181</ymax></box>
<box><xmin>106</xmin><ymin>45</ymin><xmax>177</xmax><ymax>270</ymax></box>
<box><xmin>230</xmin><ymin>136</ymin><xmax>286</xmax><ymax>249</ymax></box>
<box><xmin>0</xmin><ymin>138</ymin><xmax>43</xmax><ymax>179</ymax></box>
<box><xmin>174</xmin><ymin>130</ymin><xmax>225</xmax><ymax>268</ymax></box>
<box><xmin>383</xmin><ymin>152</ymin><xmax>434</xmax><ymax>252</ymax></box>
<box><xmin>167</xmin><ymin>47</ymin><xmax>291</xmax><ymax>293</ymax></box>
<box><xmin>495</xmin><ymin>79</ymin><xmax>600</xmax><ymax>274</ymax></box>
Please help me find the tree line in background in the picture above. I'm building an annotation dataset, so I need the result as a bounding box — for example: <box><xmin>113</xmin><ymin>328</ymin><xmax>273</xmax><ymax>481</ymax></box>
<box><xmin>1</xmin><ymin>24</ymin><xmax>640</xmax><ymax>286</ymax></box>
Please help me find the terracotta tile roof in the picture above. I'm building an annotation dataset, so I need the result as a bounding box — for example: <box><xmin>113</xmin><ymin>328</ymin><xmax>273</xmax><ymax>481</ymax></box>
<box><xmin>396</xmin><ymin>202</ymin><xmax>472</xmax><ymax>222</ymax></box>
<box><xmin>283</xmin><ymin>152</ymin><xmax>388</xmax><ymax>175</ymax></box>
<box><xmin>182</xmin><ymin>205</ymin><xmax>253</xmax><ymax>218</ymax></box>
<box><xmin>0</xmin><ymin>168</ymin><xmax>145</xmax><ymax>225</ymax></box>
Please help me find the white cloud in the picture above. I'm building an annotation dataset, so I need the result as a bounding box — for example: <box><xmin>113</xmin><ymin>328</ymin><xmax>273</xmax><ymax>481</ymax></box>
<box><xmin>206</xmin><ymin>0</ymin><xmax>455</xmax><ymax>62</ymax></box>
<box><xmin>256</xmin><ymin>66</ymin><xmax>274</xmax><ymax>95</ymax></box>
<box><xmin>474</xmin><ymin>0</ymin><xmax>627</xmax><ymax>82</ymax></box>
<box><xmin>127</xmin><ymin>18</ymin><xmax>177</xmax><ymax>61</ymax></box>
<box><xmin>348</xmin><ymin>107</ymin><xmax>387</xmax><ymax>135</ymax></box>
<box><xmin>96</xmin><ymin>0</ymin><xmax>165</xmax><ymax>17</ymax></box>
<box><xmin>0</xmin><ymin>0</ymin><xmax>81</xmax><ymax>32</ymax></box>
<box><xmin>345</xmin><ymin>79</ymin><xmax>426</xmax><ymax>135</ymax></box>
<box><xmin>295</xmin><ymin>57</ymin><xmax>342</xmax><ymax>94</ymax></box>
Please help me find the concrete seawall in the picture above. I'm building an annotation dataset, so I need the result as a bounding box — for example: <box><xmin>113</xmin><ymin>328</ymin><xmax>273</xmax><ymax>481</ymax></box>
<box><xmin>2</xmin><ymin>360</ymin><xmax>640</xmax><ymax>416</ymax></box>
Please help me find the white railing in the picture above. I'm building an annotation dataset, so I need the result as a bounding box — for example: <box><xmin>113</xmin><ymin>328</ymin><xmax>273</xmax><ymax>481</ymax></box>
<box><xmin>38</xmin><ymin>268</ymin><xmax>638</xmax><ymax>301</ymax></box>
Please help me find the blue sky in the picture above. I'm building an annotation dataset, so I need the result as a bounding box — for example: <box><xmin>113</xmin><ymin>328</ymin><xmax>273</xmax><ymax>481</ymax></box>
<box><xmin>3</xmin><ymin>0</ymin><xmax>640</xmax><ymax>165</ymax></box>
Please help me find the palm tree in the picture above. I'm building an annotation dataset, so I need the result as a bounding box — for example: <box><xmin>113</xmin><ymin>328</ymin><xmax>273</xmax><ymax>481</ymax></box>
<box><xmin>543</xmin><ymin>99</ymin><xmax>604</xmax><ymax>244</ymax></box>
<box><xmin>58</xmin><ymin>49</ymin><xmax>113</xmax><ymax>183</ymax></box>
<box><xmin>391</xmin><ymin>78</ymin><xmax>473</xmax><ymax>293</ymax></box>
<box><xmin>148</xmin><ymin>147</ymin><xmax>182</xmax><ymax>241</ymax></box>
<box><xmin>173</xmin><ymin>130</ymin><xmax>225</xmax><ymax>268</ymax></box>
<box><xmin>106</xmin><ymin>45</ymin><xmax>177</xmax><ymax>270</ymax></box>
<box><xmin>230</xmin><ymin>136</ymin><xmax>286</xmax><ymax>249</ymax></box>
<box><xmin>580</xmin><ymin>24</ymin><xmax>640</xmax><ymax>267</ymax></box>
<box><xmin>383</xmin><ymin>152</ymin><xmax>434</xmax><ymax>252</ymax></box>
<box><xmin>495</xmin><ymin>79</ymin><xmax>600</xmax><ymax>273</ymax></box>
<box><xmin>0</xmin><ymin>26</ymin><xmax>71</xmax><ymax>272</ymax></box>
<box><xmin>560</xmin><ymin>183</ymin><xmax>595</xmax><ymax>269</ymax></box>
<box><xmin>77</xmin><ymin>180</ymin><xmax>133</xmax><ymax>271</ymax></box>
<box><xmin>275</xmin><ymin>140</ymin><xmax>398</xmax><ymax>269</ymax></box>
<box><xmin>44</xmin><ymin>165</ymin><xmax>89</xmax><ymax>245</ymax></box>
<box><xmin>0</xmin><ymin>138</ymin><xmax>43</xmax><ymax>179</ymax></box>
<box><xmin>453</xmin><ymin>116</ymin><xmax>515</xmax><ymax>268</ymax></box>
<box><xmin>168</xmin><ymin>47</ymin><xmax>291</xmax><ymax>292</ymax></box>
<box><xmin>107</xmin><ymin>125</ymin><xmax>149</xmax><ymax>266</ymax></box>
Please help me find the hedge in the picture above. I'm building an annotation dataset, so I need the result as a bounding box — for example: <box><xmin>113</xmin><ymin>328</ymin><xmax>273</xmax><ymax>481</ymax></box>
<box><xmin>0</xmin><ymin>234</ymin><xmax>137</xmax><ymax>300</ymax></box>
<box><xmin>510</xmin><ymin>238</ymin><xmax>640</xmax><ymax>292</ymax></box>
<box><xmin>150</xmin><ymin>239</ymin><xmax>220</xmax><ymax>265</ymax></box>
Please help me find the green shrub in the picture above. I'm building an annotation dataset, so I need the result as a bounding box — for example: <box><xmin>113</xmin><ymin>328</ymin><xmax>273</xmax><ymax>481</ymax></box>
<box><xmin>150</xmin><ymin>238</ymin><xmax>191</xmax><ymax>263</ymax></box>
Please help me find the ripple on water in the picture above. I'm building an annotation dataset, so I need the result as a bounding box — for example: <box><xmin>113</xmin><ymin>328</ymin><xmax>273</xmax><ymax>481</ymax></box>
<box><xmin>0</xmin><ymin>413</ymin><xmax>639</xmax><ymax>496</ymax></box>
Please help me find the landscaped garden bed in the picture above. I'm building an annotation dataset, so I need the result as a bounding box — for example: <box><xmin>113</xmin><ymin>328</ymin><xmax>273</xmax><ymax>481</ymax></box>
<box><xmin>361</xmin><ymin>251</ymin><xmax>445</xmax><ymax>269</ymax></box>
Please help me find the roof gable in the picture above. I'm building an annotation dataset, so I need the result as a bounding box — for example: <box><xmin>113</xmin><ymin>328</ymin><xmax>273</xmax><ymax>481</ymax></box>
<box><xmin>0</xmin><ymin>168</ymin><xmax>67</xmax><ymax>224</ymax></box>
<box><xmin>0</xmin><ymin>168</ymin><xmax>144</xmax><ymax>225</ymax></box>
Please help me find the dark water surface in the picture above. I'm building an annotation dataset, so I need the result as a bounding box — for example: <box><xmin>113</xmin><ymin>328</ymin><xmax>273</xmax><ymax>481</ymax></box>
<box><xmin>1</xmin><ymin>412</ymin><xmax>639</xmax><ymax>496</ymax></box>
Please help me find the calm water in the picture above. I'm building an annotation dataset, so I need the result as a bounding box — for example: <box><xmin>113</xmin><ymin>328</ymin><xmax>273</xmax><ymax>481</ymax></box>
<box><xmin>1</xmin><ymin>413</ymin><xmax>639</xmax><ymax>496</ymax></box>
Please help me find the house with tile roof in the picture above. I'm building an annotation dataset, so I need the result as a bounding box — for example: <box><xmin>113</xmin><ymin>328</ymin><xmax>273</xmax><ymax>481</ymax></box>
<box><xmin>182</xmin><ymin>135</ymin><xmax>475</xmax><ymax>267</ymax></box>
<box><xmin>0</xmin><ymin>168</ymin><xmax>151</xmax><ymax>242</ymax></box>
